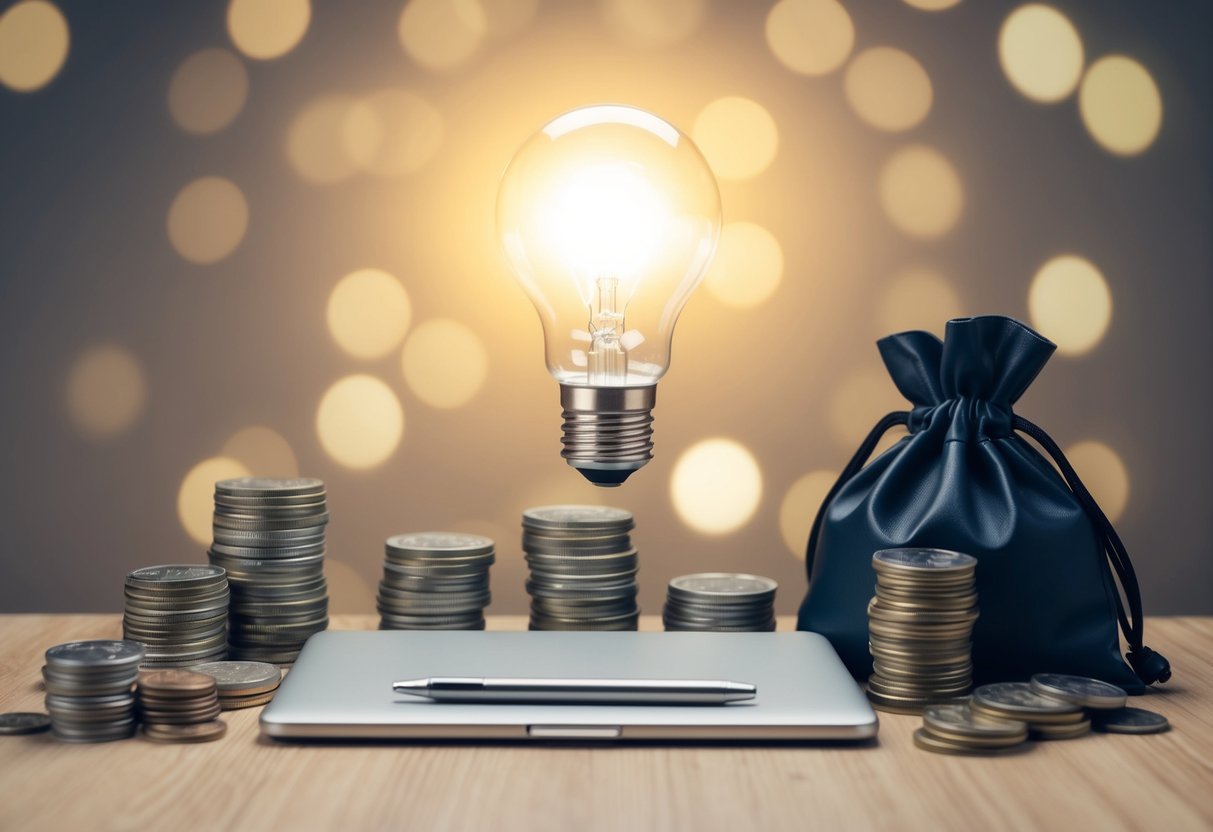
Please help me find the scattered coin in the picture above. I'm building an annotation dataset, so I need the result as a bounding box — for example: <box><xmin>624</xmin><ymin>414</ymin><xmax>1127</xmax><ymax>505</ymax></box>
<box><xmin>1029</xmin><ymin>673</ymin><xmax>1128</xmax><ymax>710</ymax></box>
<box><xmin>1091</xmin><ymin>706</ymin><xmax>1171</xmax><ymax>735</ymax></box>
<box><xmin>0</xmin><ymin>713</ymin><xmax>52</xmax><ymax>735</ymax></box>
<box><xmin>912</xmin><ymin>726</ymin><xmax>1024</xmax><ymax>756</ymax></box>
<box><xmin>970</xmin><ymin>682</ymin><xmax>1083</xmax><ymax>721</ymax></box>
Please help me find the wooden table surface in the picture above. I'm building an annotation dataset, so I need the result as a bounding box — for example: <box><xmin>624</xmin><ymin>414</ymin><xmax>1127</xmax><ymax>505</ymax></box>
<box><xmin>0</xmin><ymin>615</ymin><xmax>1209</xmax><ymax>831</ymax></box>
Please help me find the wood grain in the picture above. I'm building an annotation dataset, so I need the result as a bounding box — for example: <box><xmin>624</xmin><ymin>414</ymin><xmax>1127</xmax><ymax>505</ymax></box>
<box><xmin>1</xmin><ymin>615</ymin><xmax>1209</xmax><ymax>832</ymax></box>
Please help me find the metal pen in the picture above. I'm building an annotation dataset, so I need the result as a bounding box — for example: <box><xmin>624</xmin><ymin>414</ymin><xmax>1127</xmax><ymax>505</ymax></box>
<box><xmin>392</xmin><ymin>677</ymin><xmax>757</xmax><ymax>705</ymax></box>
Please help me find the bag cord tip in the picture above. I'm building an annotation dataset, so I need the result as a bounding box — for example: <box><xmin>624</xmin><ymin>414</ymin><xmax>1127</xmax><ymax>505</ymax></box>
<box><xmin>1127</xmin><ymin>646</ymin><xmax>1171</xmax><ymax>685</ymax></box>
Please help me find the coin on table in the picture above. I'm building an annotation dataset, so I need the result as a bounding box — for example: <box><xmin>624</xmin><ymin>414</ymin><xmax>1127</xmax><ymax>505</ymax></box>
<box><xmin>970</xmin><ymin>682</ymin><xmax>1083</xmax><ymax>721</ymax></box>
<box><xmin>912</xmin><ymin>727</ymin><xmax>1024</xmax><ymax>756</ymax></box>
<box><xmin>142</xmin><ymin>720</ymin><xmax>227</xmax><ymax>743</ymax></box>
<box><xmin>1029</xmin><ymin>673</ymin><xmax>1127</xmax><ymax>710</ymax></box>
<box><xmin>0</xmin><ymin>713</ymin><xmax>52</xmax><ymax>735</ymax></box>
<box><xmin>1031</xmin><ymin>718</ymin><xmax>1092</xmax><ymax>740</ymax></box>
<box><xmin>1091</xmin><ymin>707</ymin><xmax>1170</xmax><ymax>735</ymax></box>
<box><xmin>188</xmin><ymin>661</ymin><xmax>282</xmax><ymax>694</ymax></box>
<box><xmin>922</xmin><ymin>703</ymin><xmax>1027</xmax><ymax>739</ymax></box>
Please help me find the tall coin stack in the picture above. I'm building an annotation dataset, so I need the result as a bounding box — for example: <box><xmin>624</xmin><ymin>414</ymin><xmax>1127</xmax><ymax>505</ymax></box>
<box><xmin>377</xmin><ymin>533</ymin><xmax>495</xmax><ymax>630</ymax></box>
<box><xmin>122</xmin><ymin>565</ymin><xmax>228</xmax><ymax>668</ymax></box>
<box><xmin>866</xmin><ymin>547</ymin><xmax>979</xmax><ymax>714</ymax></box>
<box><xmin>662</xmin><ymin>573</ymin><xmax>778</xmax><ymax>631</ymax></box>
<box><xmin>522</xmin><ymin>506</ymin><xmax>639</xmax><ymax>631</ymax></box>
<box><xmin>42</xmin><ymin>640</ymin><xmax>144</xmax><ymax>743</ymax></box>
<box><xmin>208</xmin><ymin>477</ymin><xmax>330</xmax><ymax>665</ymax></box>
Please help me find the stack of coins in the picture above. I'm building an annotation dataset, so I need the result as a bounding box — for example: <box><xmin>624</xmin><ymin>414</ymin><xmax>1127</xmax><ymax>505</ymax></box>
<box><xmin>137</xmin><ymin>669</ymin><xmax>226</xmax><ymax>743</ymax></box>
<box><xmin>914</xmin><ymin>702</ymin><xmax>1029</xmax><ymax>755</ymax></box>
<box><xmin>122</xmin><ymin>565</ymin><xmax>229</xmax><ymax>668</ymax></box>
<box><xmin>866</xmin><ymin>548</ymin><xmax>979</xmax><ymax>714</ymax></box>
<box><xmin>207</xmin><ymin>477</ymin><xmax>330</xmax><ymax>665</ymax></box>
<box><xmin>377</xmin><ymin>533</ymin><xmax>495</xmax><ymax>630</ymax></box>
<box><xmin>42</xmin><ymin>641</ymin><xmax>143</xmax><ymax>743</ymax></box>
<box><xmin>189</xmin><ymin>660</ymin><xmax>283</xmax><ymax>710</ymax></box>
<box><xmin>971</xmin><ymin>682</ymin><xmax>1090</xmax><ymax>739</ymax></box>
<box><xmin>662</xmin><ymin>573</ymin><xmax>777</xmax><ymax>631</ymax></box>
<box><xmin>523</xmin><ymin>506</ymin><xmax>639</xmax><ymax>631</ymax></box>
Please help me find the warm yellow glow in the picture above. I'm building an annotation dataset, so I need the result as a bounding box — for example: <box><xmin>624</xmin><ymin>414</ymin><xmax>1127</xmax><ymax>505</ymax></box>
<box><xmin>844</xmin><ymin>47</ymin><xmax>933</xmax><ymax>132</ymax></box>
<box><xmin>903</xmin><ymin>0</ymin><xmax>962</xmax><ymax>9</ymax></box>
<box><xmin>765</xmin><ymin>0</ymin><xmax>854</xmax><ymax>77</ymax></box>
<box><xmin>178</xmin><ymin>456</ymin><xmax>251</xmax><ymax>546</ymax></box>
<box><xmin>1028</xmin><ymin>255</ymin><xmax>1112</xmax><ymax>356</ymax></box>
<box><xmin>227</xmin><ymin>0</ymin><xmax>310</xmax><ymax>60</ymax></box>
<box><xmin>828</xmin><ymin>369</ymin><xmax>907</xmax><ymax>447</ymax></box>
<box><xmin>221</xmin><ymin>426</ymin><xmax>299</xmax><ymax>477</ymax></box>
<box><xmin>168</xmin><ymin>49</ymin><xmax>248</xmax><ymax>136</ymax></box>
<box><xmin>703</xmin><ymin>222</ymin><xmax>784</xmax><ymax>308</ymax></box>
<box><xmin>402</xmin><ymin>319</ymin><xmax>489</xmax><ymax>409</ymax></box>
<box><xmin>316</xmin><ymin>375</ymin><xmax>405</xmax><ymax>470</ymax></box>
<box><xmin>670</xmin><ymin>439</ymin><xmax>763</xmax><ymax>535</ymax></box>
<box><xmin>692</xmin><ymin>96</ymin><xmax>779</xmax><ymax>181</ymax></box>
<box><xmin>0</xmin><ymin>0</ymin><xmax>68</xmax><ymax>92</ymax></box>
<box><xmin>325</xmin><ymin>559</ymin><xmax>375</xmax><ymax>614</ymax></box>
<box><xmin>878</xmin><ymin>267</ymin><xmax>962</xmax><ymax>335</ymax></box>
<box><xmin>166</xmin><ymin>177</ymin><xmax>249</xmax><ymax>265</ymax></box>
<box><xmin>483</xmin><ymin>0</ymin><xmax>539</xmax><ymax>39</ymax></box>
<box><xmin>879</xmin><ymin>145</ymin><xmax>964</xmax><ymax>239</ymax></box>
<box><xmin>600</xmin><ymin>0</ymin><xmax>704</xmax><ymax>48</ymax></box>
<box><xmin>287</xmin><ymin>95</ymin><xmax>359</xmax><ymax>184</ymax></box>
<box><xmin>65</xmin><ymin>344</ymin><xmax>146</xmax><ymax>440</ymax></box>
<box><xmin>998</xmin><ymin>4</ymin><xmax>1083</xmax><ymax>103</ymax></box>
<box><xmin>779</xmin><ymin>470</ymin><xmax>838</xmax><ymax>558</ymax></box>
<box><xmin>342</xmin><ymin>90</ymin><xmax>444</xmax><ymax>177</ymax></box>
<box><xmin>1065</xmin><ymin>440</ymin><xmax>1130</xmax><ymax>523</ymax></box>
<box><xmin>327</xmin><ymin>269</ymin><xmax>413</xmax><ymax>360</ymax></box>
<box><xmin>1079</xmin><ymin>56</ymin><xmax>1163</xmax><ymax>156</ymax></box>
<box><xmin>398</xmin><ymin>0</ymin><xmax>486</xmax><ymax>71</ymax></box>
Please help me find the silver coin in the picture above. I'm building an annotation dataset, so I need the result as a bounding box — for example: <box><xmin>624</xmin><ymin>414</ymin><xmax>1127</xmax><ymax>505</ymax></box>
<box><xmin>668</xmin><ymin>573</ymin><xmax>777</xmax><ymax>600</ymax></box>
<box><xmin>46</xmin><ymin>640</ymin><xmax>145</xmax><ymax>669</ymax></box>
<box><xmin>213</xmin><ymin>514</ymin><xmax>330</xmax><ymax>532</ymax></box>
<box><xmin>0</xmin><ymin>712</ymin><xmax>52</xmax><ymax>734</ymax></box>
<box><xmin>215</xmin><ymin>477</ymin><xmax>325</xmax><ymax>497</ymax></box>
<box><xmin>971</xmin><ymin>682</ymin><xmax>1082</xmax><ymax>716</ymax></box>
<box><xmin>873</xmin><ymin>548</ymin><xmax>977</xmax><ymax>573</ymax></box>
<box><xmin>522</xmin><ymin>505</ymin><xmax>634</xmax><ymax>530</ymax></box>
<box><xmin>1029</xmin><ymin>673</ymin><xmax>1127</xmax><ymax>710</ymax></box>
<box><xmin>922</xmin><ymin>703</ymin><xmax>1026</xmax><ymax>738</ymax></box>
<box><xmin>1090</xmin><ymin>706</ymin><xmax>1170</xmax><ymax>734</ymax></box>
<box><xmin>386</xmin><ymin>532</ymin><xmax>495</xmax><ymax>556</ymax></box>
<box><xmin>186</xmin><ymin>660</ymin><xmax>281</xmax><ymax>692</ymax></box>
<box><xmin>126</xmin><ymin>565</ymin><xmax>226</xmax><ymax>589</ymax></box>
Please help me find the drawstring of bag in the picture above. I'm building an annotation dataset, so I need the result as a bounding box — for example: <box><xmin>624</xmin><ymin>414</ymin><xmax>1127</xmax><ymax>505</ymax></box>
<box><xmin>1012</xmin><ymin>415</ymin><xmax>1171</xmax><ymax>685</ymax></box>
<box><xmin>803</xmin><ymin>409</ymin><xmax>1171</xmax><ymax>686</ymax></box>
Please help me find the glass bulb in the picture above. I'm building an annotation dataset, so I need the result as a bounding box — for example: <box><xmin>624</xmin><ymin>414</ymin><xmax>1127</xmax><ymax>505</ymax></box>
<box><xmin>497</xmin><ymin>104</ymin><xmax>721</xmax><ymax>486</ymax></box>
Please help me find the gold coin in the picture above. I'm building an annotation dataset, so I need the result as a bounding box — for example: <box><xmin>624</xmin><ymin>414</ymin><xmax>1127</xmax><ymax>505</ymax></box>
<box><xmin>913</xmin><ymin>727</ymin><xmax>1026</xmax><ymax>756</ymax></box>
<box><xmin>142</xmin><ymin>719</ymin><xmax>227</xmax><ymax>743</ymax></box>
<box><xmin>218</xmin><ymin>691</ymin><xmax>277</xmax><ymax>710</ymax></box>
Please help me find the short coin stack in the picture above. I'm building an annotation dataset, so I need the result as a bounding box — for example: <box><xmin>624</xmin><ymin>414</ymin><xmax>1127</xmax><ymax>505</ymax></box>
<box><xmin>377</xmin><ymin>533</ymin><xmax>495</xmax><ymax>630</ymax></box>
<box><xmin>189</xmin><ymin>660</ymin><xmax>283</xmax><ymax>710</ymax></box>
<box><xmin>122</xmin><ymin>565</ymin><xmax>229</xmax><ymax>668</ymax></box>
<box><xmin>42</xmin><ymin>640</ymin><xmax>144</xmax><ymax>743</ymax></box>
<box><xmin>138</xmin><ymin>669</ymin><xmax>226</xmax><ymax>743</ymax></box>
<box><xmin>662</xmin><ymin>573</ymin><xmax>778</xmax><ymax>631</ymax></box>
<box><xmin>523</xmin><ymin>506</ymin><xmax>639</xmax><ymax>631</ymax></box>
<box><xmin>208</xmin><ymin>477</ymin><xmax>331</xmax><ymax>665</ymax></box>
<box><xmin>866</xmin><ymin>547</ymin><xmax>979</xmax><ymax>714</ymax></box>
<box><xmin>971</xmin><ymin>681</ymin><xmax>1091</xmax><ymax>740</ymax></box>
<box><xmin>915</xmin><ymin>702</ymin><xmax>1029</xmax><ymax>755</ymax></box>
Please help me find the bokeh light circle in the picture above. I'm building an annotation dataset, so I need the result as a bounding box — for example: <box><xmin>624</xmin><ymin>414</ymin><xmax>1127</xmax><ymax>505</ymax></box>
<box><xmin>600</xmin><ymin>0</ymin><xmax>704</xmax><ymax>48</ymax></box>
<box><xmin>878</xmin><ymin>145</ymin><xmax>964</xmax><ymax>239</ymax></box>
<box><xmin>844</xmin><ymin>47</ymin><xmax>933</xmax><ymax>132</ymax></box>
<box><xmin>168</xmin><ymin>48</ymin><xmax>249</xmax><ymax>135</ymax></box>
<box><xmin>998</xmin><ymin>4</ymin><xmax>1083</xmax><ymax>104</ymax></box>
<box><xmin>765</xmin><ymin>0</ymin><xmax>854</xmax><ymax>77</ymax></box>
<box><xmin>1028</xmin><ymin>255</ymin><xmax>1112</xmax><ymax>356</ymax></box>
<box><xmin>1079</xmin><ymin>55</ymin><xmax>1163</xmax><ymax>156</ymax></box>
<box><xmin>227</xmin><ymin>0</ymin><xmax>310</xmax><ymax>60</ymax></box>
<box><xmin>692</xmin><ymin>97</ymin><xmax>779</xmax><ymax>181</ymax></box>
<box><xmin>341</xmin><ymin>90</ymin><xmax>445</xmax><ymax>177</ymax></box>
<box><xmin>402</xmin><ymin>319</ymin><xmax>489</xmax><ymax>409</ymax></box>
<box><xmin>327</xmin><ymin>269</ymin><xmax>413</xmax><ymax>360</ymax></box>
<box><xmin>398</xmin><ymin>0</ymin><xmax>487</xmax><ymax>72</ymax></box>
<box><xmin>65</xmin><ymin>344</ymin><xmax>147</xmax><ymax>440</ymax></box>
<box><xmin>287</xmin><ymin>95</ymin><xmax>359</xmax><ymax>184</ymax></box>
<box><xmin>221</xmin><ymin>426</ymin><xmax>299</xmax><ymax>477</ymax></box>
<box><xmin>483</xmin><ymin>0</ymin><xmax>539</xmax><ymax>40</ymax></box>
<box><xmin>703</xmin><ymin>222</ymin><xmax>784</xmax><ymax>308</ymax></box>
<box><xmin>0</xmin><ymin>0</ymin><xmax>69</xmax><ymax>92</ymax></box>
<box><xmin>1065</xmin><ymin>440</ymin><xmax>1130</xmax><ymax>522</ymax></box>
<box><xmin>779</xmin><ymin>470</ymin><xmax>838</xmax><ymax>558</ymax></box>
<box><xmin>166</xmin><ymin>177</ymin><xmax>249</xmax><ymax>264</ymax></box>
<box><xmin>670</xmin><ymin>439</ymin><xmax>763</xmax><ymax>535</ymax></box>
<box><xmin>828</xmin><ymin>369</ymin><xmax>907</xmax><ymax>448</ymax></box>
<box><xmin>316</xmin><ymin>375</ymin><xmax>405</xmax><ymax>470</ymax></box>
<box><xmin>877</xmin><ymin>267</ymin><xmax>963</xmax><ymax>335</ymax></box>
<box><xmin>178</xmin><ymin>456</ymin><xmax>251</xmax><ymax>545</ymax></box>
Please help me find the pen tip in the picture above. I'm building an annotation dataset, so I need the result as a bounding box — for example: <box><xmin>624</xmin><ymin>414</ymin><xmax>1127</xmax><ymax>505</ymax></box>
<box><xmin>392</xmin><ymin>678</ymin><xmax>428</xmax><ymax>692</ymax></box>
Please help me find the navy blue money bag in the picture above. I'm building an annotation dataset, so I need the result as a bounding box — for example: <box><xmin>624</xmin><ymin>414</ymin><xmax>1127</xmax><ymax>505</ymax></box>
<box><xmin>796</xmin><ymin>316</ymin><xmax>1170</xmax><ymax>693</ymax></box>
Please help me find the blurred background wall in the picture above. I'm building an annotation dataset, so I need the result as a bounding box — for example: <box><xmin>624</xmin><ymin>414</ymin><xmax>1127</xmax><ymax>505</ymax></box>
<box><xmin>0</xmin><ymin>0</ymin><xmax>1209</xmax><ymax>615</ymax></box>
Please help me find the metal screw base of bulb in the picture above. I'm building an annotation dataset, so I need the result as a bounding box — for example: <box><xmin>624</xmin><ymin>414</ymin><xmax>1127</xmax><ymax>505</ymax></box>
<box><xmin>559</xmin><ymin>384</ymin><xmax>656</xmax><ymax>487</ymax></box>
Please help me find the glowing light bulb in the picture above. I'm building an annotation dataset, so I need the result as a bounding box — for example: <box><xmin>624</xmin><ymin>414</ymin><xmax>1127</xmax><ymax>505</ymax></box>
<box><xmin>497</xmin><ymin>104</ymin><xmax>721</xmax><ymax>486</ymax></box>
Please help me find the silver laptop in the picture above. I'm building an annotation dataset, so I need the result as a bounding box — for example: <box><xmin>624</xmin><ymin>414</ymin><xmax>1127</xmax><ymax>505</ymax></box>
<box><xmin>260</xmin><ymin>630</ymin><xmax>877</xmax><ymax>741</ymax></box>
